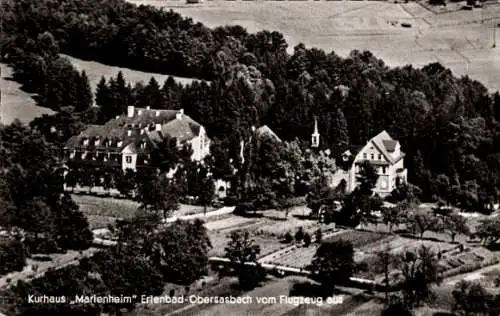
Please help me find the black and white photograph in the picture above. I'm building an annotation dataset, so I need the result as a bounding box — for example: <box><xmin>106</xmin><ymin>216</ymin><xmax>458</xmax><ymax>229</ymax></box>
<box><xmin>0</xmin><ymin>0</ymin><xmax>500</xmax><ymax>315</ymax></box>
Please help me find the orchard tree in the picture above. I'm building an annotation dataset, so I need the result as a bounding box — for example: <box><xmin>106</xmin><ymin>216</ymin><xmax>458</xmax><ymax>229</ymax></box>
<box><xmin>407</xmin><ymin>211</ymin><xmax>441</xmax><ymax>239</ymax></box>
<box><xmin>474</xmin><ymin>217</ymin><xmax>500</xmax><ymax>246</ymax></box>
<box><xmin>442</xmin><ymin>213</ymin><xmax>470</xmax><ymax>242</ymax></box>
<box><xmin>377</xmin><ymin>246</ymin><xmax>396</xmax><ymax>303</ymax></box>
<box><xmin>381</xmin><ymin>204</ymin><xmax>407</xmax><ymax>233</ymax></box>
<box><xmin>139</xmin><ymin>176</ymin><xmax>179</xmax><ymax>220</ymax></box>
<box><xmin>278</xmin><ymin>198</ymin><xmax>295</xmax><ymax>219</ymax></box>
<box><xmin>396</xmin><ymin>245</ymin><xmax>443</xmax><ymax>307</ymax></box>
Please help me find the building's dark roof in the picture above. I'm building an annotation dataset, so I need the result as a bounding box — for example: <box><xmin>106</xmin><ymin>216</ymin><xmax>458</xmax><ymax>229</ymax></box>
<box><xmin>370</xmin><ymin>130</ymin><xmax>398</xmax><ymax>163</ymax></box>
<box><xmin>64</xmin><ymin>107</ymin><xmax>204</xmax><ymax>154</ymax></box>
<box><xmin>382</xmin><ymin>140</ymin><xmax>397</xmax><ymax>152</ymax></box>
<box><xmin>161</xmin><ymin>118</ymin><xmax>201</xmax><ymax>142</ymax></box>
<box><xmin>255</xmin><ymin>125</ymin><xmax>281</xmax><ymax>142</ymax></box>
<box><xmin>340</xmin><ymin>145</ymin><xmax>363</xmax><ymax>157</ymax></box>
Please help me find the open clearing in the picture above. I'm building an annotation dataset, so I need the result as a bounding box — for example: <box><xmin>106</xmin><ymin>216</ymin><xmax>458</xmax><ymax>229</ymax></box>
<box><xmin>130</xmin><ymin>0</ymin><xmax>500</xmax><ymax>92</ymax></box>
<box><xmin>74</xmin><ymin>194</ymin><xmax>214</xmax><ymax>229</ymax></box>
<box><xmin>0</xmin><ymin>63</ymin><xmax>54</xmax><ymax>125</ymax></box>
<box><xmin>63</xmin><ymin>54</ymin><xmax>203</xmax><ymax>90</ymax></box>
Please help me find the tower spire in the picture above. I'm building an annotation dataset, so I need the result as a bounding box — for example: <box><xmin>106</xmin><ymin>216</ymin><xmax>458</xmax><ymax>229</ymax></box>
<box><xmin>311</xmin><ymin>116</ymin><xmax>320</xmax><ymax>148</ymax></box>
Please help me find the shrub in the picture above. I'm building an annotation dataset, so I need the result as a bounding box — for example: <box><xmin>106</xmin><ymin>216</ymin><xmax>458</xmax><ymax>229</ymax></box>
<box><xmin>284</xmin><ymin>232</ymin><xmax>293</xmax><ymax>243</ymax></box>
<box><xmin>315</xmin><ymin>229</ymin><xmax>323</xmax><ymax>243</ymax></box>
<box><xmin>303</xmin><ymin>233</ymin><xmax>312</xmax><ymax>247</ymax></box>
<box><xmin>238</xmin><ymin>265</ymin><xmax>267</xmax><ymax>290</ymax></box>
<box><xmin>25</xmin><ymin>237</ymin><xmax>59</xmax><ymax>254</ymax></box>
<box><xmin>0</xmin><ymin>239</ymin><xmax>28</xmax><ymax>275</ymax></box>
<box><xmin>295</xmin><ymin>227</ymin><xmax>305</xmax><ymax>243</ymax></box>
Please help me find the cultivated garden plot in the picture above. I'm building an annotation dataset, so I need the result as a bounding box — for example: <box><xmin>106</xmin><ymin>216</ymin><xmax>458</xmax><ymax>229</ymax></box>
<box><xmin>204</xmin><ymin>216</ymin><xmax>260</xmax><ymax>231</ymax></box>
<box><xmin>324</xmin><ymin>230</ymin><xmax>388</xmax><ymax>248</ymax></box>
<box><xmin>356</xmin><ymin>236</ymin><xmax>498</xmax><ymax>281</ymax></box>
<box><xmin>264</xmin><ymin>229</ymin><xmax>389</xmax><ymax>270</ymax></box>
<box><xmin>208</xmin><ymin>230</ymin><xmax>292</xmax><ymax>259</ymax></box>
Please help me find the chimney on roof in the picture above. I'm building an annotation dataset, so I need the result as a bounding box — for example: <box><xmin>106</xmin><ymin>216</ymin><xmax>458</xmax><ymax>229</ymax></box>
<box><xmin>127</xmin><ymin>130</ymin><xmax>132</xmax><ymax>137</ymax></box>
<box><xmin>127</xmin><ymin>106</ymin><xmax>135</xmax><ymax>118</ymax></box>
<box><xmin>138</xmin><ymin>110</ymin><xmax>143</xmax><ymax>116</ymax></box>
<box><xmin>155</xmin><ymin>111</ymin><xmax>160</xmax><ymax>117</ymax></box>
<box><xmin>176</xmin><ymin>109</ymin><xmax>184</xmax><ymax>120</ymax></box>
<box><xmin>115</xmin><ymin>115</ymin><xmax>120</xmax><ymax>120</ymax></box>
<box><xmin>146</xmin><ymin>106</ymin><xmax>150</xmax><ymax>110</ymax></box>
<box><xmin>155</xmin><ymin>123</ymin><xmax>161</xmax><ymax>131</ymax></box>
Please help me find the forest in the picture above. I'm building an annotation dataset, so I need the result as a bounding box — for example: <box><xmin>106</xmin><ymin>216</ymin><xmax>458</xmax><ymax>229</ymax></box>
<box><xmin>1</xmin><ymin>0</ymin><xmax>500</xmax><ymax>211</ymax></box>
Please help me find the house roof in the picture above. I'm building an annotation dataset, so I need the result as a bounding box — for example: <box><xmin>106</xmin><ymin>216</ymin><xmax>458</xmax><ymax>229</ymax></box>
<box><xmin>255</xmin><ymin>125</ymin><xmax>281</xmax><ymax>142</ymax></box>
<box><xmin>65</xmin><ymin>107</ymin><xmax>205</xmax><ymax>154</ymax></box>
<box><xmin>370</xmin><ymin>130</ymin><xmax>398</xmax><ymax>164</ymax></box>
<box><xmin>382</xmin><ymin>140</ymin><xmax>397</xmax><ymax>152</ymax></box>
<box><xmin>340</xmin><ymin>145</ymin><xmax>364</xmax><ymax>157</ymax></box>
<box><xmin>161</xmin><ymin>117</ymin><xmax>201</xmax><ymax>142</ymax></box>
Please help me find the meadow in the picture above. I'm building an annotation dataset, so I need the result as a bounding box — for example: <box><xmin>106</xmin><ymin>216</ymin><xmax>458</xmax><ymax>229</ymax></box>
<box><xmin>63</xmin><ymin>54</ymin><xmax>203</xmax><ymax>90</ymax></box>
<box><xmin>130</xmin><ymin>0</ymin><xmax>500</xmax><ymax>92</ymax></box>
<box><xmin>0</xmin><ymin>63</ymin><xmax>54</xmax><ymax>125</ymax></box>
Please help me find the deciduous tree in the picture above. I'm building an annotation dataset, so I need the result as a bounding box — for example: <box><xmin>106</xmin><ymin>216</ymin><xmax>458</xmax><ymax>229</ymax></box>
<box><xmin>308</xmin><ymin>239</ymin><xmax>356</xmax><ymax>292</ymax></box>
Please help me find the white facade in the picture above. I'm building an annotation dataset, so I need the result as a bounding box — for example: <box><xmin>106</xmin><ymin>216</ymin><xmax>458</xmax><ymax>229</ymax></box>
<box><xmin>346</xmin><ymin>131</ymin><xmax>407</xmax><ymax>197</ymax></box>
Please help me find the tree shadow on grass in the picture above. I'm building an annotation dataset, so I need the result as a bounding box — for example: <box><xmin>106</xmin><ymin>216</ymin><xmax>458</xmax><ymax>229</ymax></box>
<box><xmin>289</xmin><ymin>281</ymin><xmax>351</xmax><ymax>298</ymax></box>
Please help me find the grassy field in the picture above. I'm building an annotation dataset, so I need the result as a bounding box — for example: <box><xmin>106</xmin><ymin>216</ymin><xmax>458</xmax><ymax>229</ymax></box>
<box><xmin>73</xmin><ymin>194</ymin><xmax>214</xmax><ymax>229</ymax></box>
<box><xmin>0</xmin><ymin>63</ymin><xmax>54</xmax><ymax>125</ymax></box>
<box><xmin>130</xmin><ymin>0</ymin><xmax>500</xmax><ymax>92</ymax></box>
<box><xmin>63</xmin><ymin>54</ymin><xmax>203</xmax><ymax>90</ymax></box>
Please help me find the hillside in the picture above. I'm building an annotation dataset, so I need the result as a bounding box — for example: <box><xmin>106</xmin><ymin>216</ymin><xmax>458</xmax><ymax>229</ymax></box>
<box><xmin>0</xmin><ymin>55</ymin><xmax>204</xmax><ymax>125</ymax></box>
<box><xmin>0</xmin><ymin>63</ymin><xmax>54</xmax><ymax>125</ymax></box>
<box><xmin>63</xmin><ymin>54</ymin><xmax>203</xmax><ymax>90</ymax></box>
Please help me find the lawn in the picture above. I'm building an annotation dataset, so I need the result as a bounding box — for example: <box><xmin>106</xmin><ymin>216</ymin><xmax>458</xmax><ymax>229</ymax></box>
<box><xmin>74</xmin><ymin>194</ymin><xmax>215</xmax><ymax>229</ymax></box>
<box><xmin>132</xmin><ymin>0</ymin><xmax>500</xmax><ymax>92</ymax></box>
<box><xmin>73</xmin><ymin>194</ymin><xmax>140</xmax><ymax>219</ymax></box>
<box><xmin>0</xmin><ymin>63</ymin><xmax>54</xmax><ymax>125</ymax></box>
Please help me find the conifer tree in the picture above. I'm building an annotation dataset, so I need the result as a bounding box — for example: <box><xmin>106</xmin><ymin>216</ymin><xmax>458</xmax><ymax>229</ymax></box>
<box><xmin>74</xmin><ymin>70</ymin><xmax>93</xmax><ymax>112</ymax></box>
<box><xmin>331</xmin><ymin>108</ymin><xmax>349</xmax><ymax>155</ymax></box>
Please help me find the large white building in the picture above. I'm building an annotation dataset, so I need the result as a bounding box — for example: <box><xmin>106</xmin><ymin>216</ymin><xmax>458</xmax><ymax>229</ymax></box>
<box><xmin>326</xmin><ymin>131</ymin><xmax>408</xmax><ymax>197</ymax></box>
<box><xmin>64</xmin><ymin>106</ymin><xmax>210</xmax><ymax>171</ymax></box>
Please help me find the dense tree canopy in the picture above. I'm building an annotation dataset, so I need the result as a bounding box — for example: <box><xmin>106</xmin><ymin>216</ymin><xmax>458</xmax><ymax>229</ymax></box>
<box><xmin>3</xmin><ymin>0</ymin><xmax>500</xmax><ymax>211</ymax></box>
<box><xmin>0</xmin><ymin>122</ymin><xmax>93</xmax><ymax>254</ymax></box>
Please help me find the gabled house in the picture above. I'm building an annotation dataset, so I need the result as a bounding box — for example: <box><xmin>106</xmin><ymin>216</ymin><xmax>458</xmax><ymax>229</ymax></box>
<box><xmin>342</xmin><ymin>130</ymin><xmax>408</xmax><ymax>197</ymax></box>
<box><xmin>64</xmin><ymin>106</ymin><xmax>210</xmax><ymax>171</ymax></box>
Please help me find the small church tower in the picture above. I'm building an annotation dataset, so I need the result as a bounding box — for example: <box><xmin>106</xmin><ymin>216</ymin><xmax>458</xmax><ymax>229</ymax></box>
<box><xmin>311</xmin><ymin>117</ymin><xmax>320</xmax><ymax>148</ymax></box>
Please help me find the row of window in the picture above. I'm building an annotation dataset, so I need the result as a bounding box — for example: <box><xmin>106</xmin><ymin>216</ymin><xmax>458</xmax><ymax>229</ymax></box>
<box><xmin>354</xmin><ymin>164</ymin><xmax>387</xmax><ymax>174</ymax></box>
<box><xmin>69</xmin><ymin>151</ymin><xmax>149</xmax><ymax>165</ymax></box>
<box><xmin>363</xmin><ymin>152</ymin><xmax>383</xmax><ymax>161</ymax></box>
